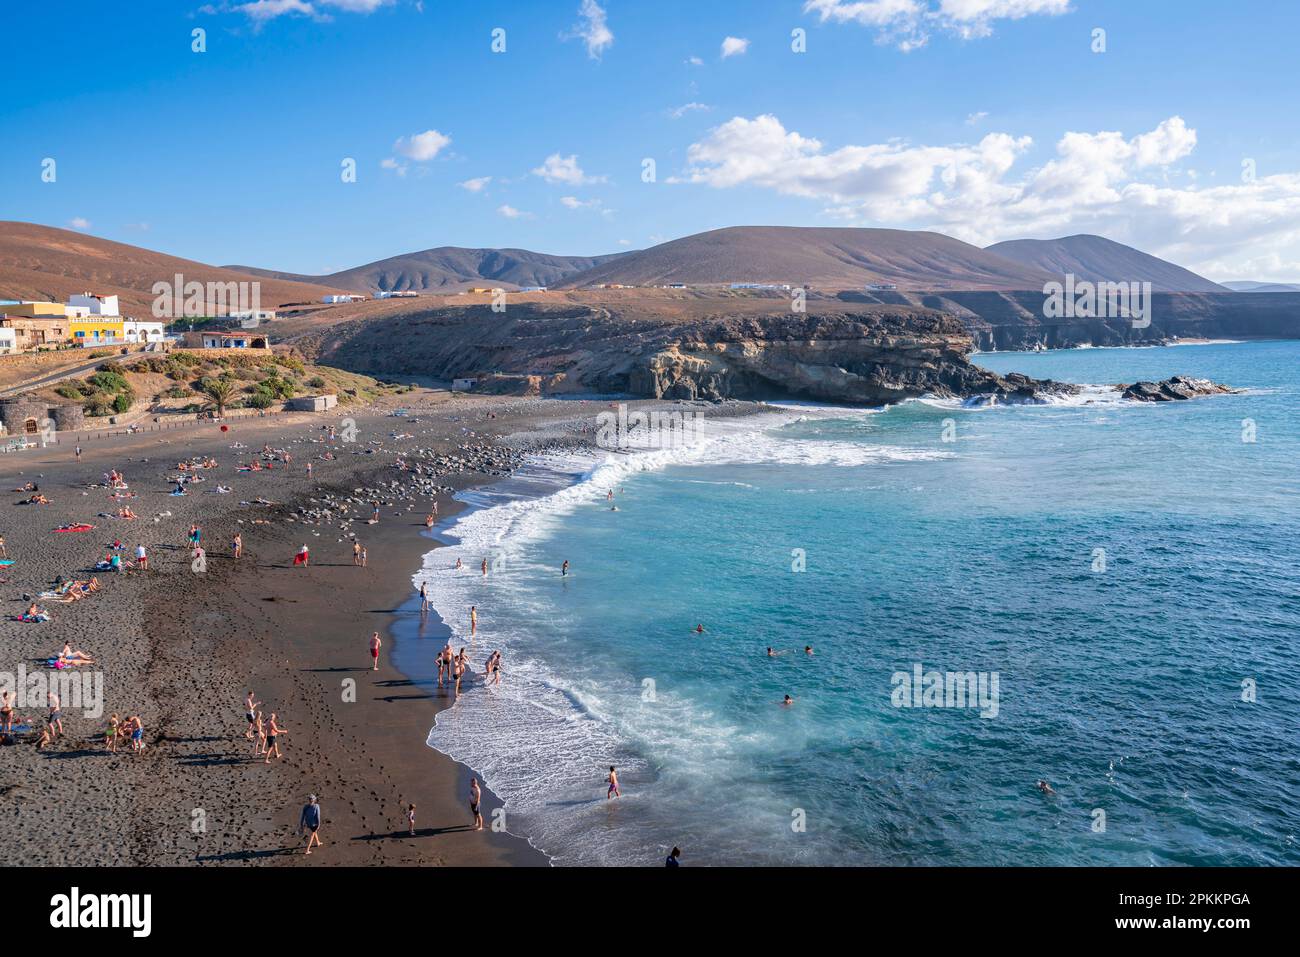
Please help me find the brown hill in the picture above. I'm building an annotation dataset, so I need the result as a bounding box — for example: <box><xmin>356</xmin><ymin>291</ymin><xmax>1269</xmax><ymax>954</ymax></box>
<box><xmin>985</xmin><ymin>234</ymin><xmax>1226</xmax><ymax>293</ymax></box>
<box><xmin>228</xmin><ymin>246</ymin><xmax>629</xmax><ymax>295</ymax></box>
<box><xmin>555</xmin><ymin>226</ymin><xmax>1057</xmax><ymax>291</ymax></box>
<box><xmin>0</xmin><ymin>221</ymin><xmax>351</xmax><ymax>315</ymax></box>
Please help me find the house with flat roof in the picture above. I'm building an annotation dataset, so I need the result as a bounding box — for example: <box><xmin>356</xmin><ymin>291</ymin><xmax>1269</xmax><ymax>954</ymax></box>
<box><xmin>199</xmin><ymin>332</ymin><xmax>269</xmax><ymax>350</ymax></box>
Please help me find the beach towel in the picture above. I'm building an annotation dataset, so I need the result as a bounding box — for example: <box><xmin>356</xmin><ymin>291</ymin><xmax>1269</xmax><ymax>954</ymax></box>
<box><xmin>14</xmin><ymin>614</ymin><xmax>49</xmax><ymax>623</ymax></box>
<box><xmin>0</xmin><ymin>560</ymin><xmax>13</xmax><ymax>566</ymax></box>
<box><xmin>53</xmin><ymin>524</ymin><xmax>95</xmax><ymax>533</ymax></box>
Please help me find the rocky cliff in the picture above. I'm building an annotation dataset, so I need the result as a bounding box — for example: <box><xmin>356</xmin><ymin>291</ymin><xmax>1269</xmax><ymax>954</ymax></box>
<box><xmin>290</xmin><ymin>302</ymin><xmax>1073</xmax><ymax>405</ymax></box>
<box><xmin>839</xmin><ymin>289</ymin><xmax>1300</xmax><ymax>350</ymax></box>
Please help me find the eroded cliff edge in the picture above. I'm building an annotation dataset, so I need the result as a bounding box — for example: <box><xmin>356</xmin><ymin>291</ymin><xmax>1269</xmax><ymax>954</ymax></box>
<box><xmin>290</xmin><ymin>302</ymin><xmax>1074</xmax><ymax>405</ymax></box>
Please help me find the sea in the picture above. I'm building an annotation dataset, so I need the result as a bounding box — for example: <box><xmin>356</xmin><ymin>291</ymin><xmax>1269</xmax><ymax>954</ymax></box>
<box><xmin>405</xmin><ymin>340</ymin><xmax>1300</xmax><ymax>866</ymax></box>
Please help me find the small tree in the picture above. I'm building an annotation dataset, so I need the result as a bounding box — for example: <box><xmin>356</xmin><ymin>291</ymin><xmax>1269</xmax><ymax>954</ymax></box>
<box><xmin>200</xmin><ymin>376</ymin><xmax>237</xmax><ymax>417</ymax></box>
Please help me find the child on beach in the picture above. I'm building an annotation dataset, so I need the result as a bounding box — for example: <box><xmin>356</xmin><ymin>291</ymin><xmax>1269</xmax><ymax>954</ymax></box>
<box><xmin>407</xmin><ymin>803</ymin><xmax>417</xmax><ymax>836</ymax></box>
<box><xmin>244</xmin><ymin>692</ymin><xmax>262</xmax><ymax>740</ymax></box>
<box><xmin>369</xmin><ymin>631</ymin><xmax>382</xmax><ymax>670</ymax></box>
<box><xmin>607</xmin><ymin>766</ymin><xmax>620</xmax><ymax>799</ymax></box>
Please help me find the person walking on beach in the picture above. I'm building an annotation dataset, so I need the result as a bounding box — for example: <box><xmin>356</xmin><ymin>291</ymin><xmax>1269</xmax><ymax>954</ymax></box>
<box><xmin>232</xmin><ymin>532</ymin><xmax>242</xmax><ymax>559</ymax></box>
<box><xmin>607</xmin><ymin>766</ymin><xmax>620</xmax><ymax>800</ymax></box>
<box><xmin>481</xmin><ymin>557</ymin><xmax>488</xmax><ymax>577</ymax></box>
<box><xmin>244</xmin><ymin>692</ymin><xmax>262</xmax><ymax>740</ymax></box>
<box><xmin>300</xmin><ymin>794</ymin><xmax>322</xmax><ymax>855</ymax></box>
<box><xmin>294</xmin><ymin>543</ymin><xmax>309</xmax><ymax>567</ymax></box>
<box><xmin>128</xmin><ymin>714</ymin><xmax>145</xmax><ymax>752</ymax></box>
<box><xmin>1</xmin><ymin>690</ymin><xmax>15</xmax><ymax>733</ymax></box>
<box><xmin>360</xmin><ymin>545</ymin><xmax>367</xmax><ymax>568</ymax></box>
<box><xmin>369</xmin><ymin>631</ymin><xmax>382</xmax><ymax>671</ymax></box>
<box><xmin>75</xmin><ymin>444</ymin><xmax>82</xmax><ymax>461</ymax></box>
<box><xmin>407</xmin><ymin>803</ymin><xmax>417</xmax><ymax>836</ymax></box>
<box><xmin>252</xmin><ymin>711</ymin><xmax>266</xmax><ymax>755</ymax></box>
<box><xmin>353</xmin><ymin>541</ymin><xmax>362</xmax><ymax>566</ymax></box>
<box><xmin>561</xmin><ymin>560</ymin><xmax>569</xmax><ymax>577</ymax></box>
<box><xmin>135</xmin><ymin>543</ymin><xmax>148</xmax><ymax>570</ymax></box>
<box><xmin>420</xmin><ymin>582</ymin><xmax>430</xmax><ymax>613</ymax></box>
<box><xmin>665</xmin><ymin>846</ymin><xmax>681</xmax><ymax>867</ymax></box>
<box><xmin>264</xmin><ymin>713</ymin><xmax>287</xmax><ymax>762</ymax></box>
<box><xmin>188</xmin><ymin>524</ymin><xmax>201</xmax><ymax>549</ymax></box>
<box><xmin>47</xmin><ymin>691</ymin><xmax>63</xmax><ymax>739</ymax></box>
<box><xmin>470</xmin><ymin>605</ymin><xmax>477</xmax><ymax>636</ymax></box>
<box><xmin>469</xmin><ymin>779</ymin><xmax>483</xmax><ymax>831</ymax></box>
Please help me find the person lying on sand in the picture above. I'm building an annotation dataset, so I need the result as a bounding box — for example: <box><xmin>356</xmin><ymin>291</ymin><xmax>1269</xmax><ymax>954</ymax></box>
<box><xmin>23</xmin><ymin>494</ymin><xmax>50</xmax><ymax>505</ymax></box>
<box><xmin>57</xmin><ymin>643</ymin><xmax>94</xmax><ymax>665</ymax></box>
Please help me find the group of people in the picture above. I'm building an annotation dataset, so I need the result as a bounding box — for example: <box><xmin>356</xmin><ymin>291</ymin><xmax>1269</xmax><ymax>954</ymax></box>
<box><xmin>243</xmin><ymin>691</ymin><xmax>289</xmax><ymax>763</ymax></box>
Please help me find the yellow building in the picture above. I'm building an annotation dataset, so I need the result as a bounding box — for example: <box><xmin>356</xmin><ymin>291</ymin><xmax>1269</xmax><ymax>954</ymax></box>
<box><xmin>70</xmin><ymin>317</ymin><xmax>126</xmax><ymax>345</ymax></box>
<box><xmin>1</xmin><ymin>301</ymin><xmax>67</xmax><ymax>318</ymax></box>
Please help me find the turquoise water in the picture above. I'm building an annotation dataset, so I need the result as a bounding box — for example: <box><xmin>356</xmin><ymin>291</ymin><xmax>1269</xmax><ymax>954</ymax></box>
<box><xmin>419</xmin><ymin>341</ymin><xmax>1300</xmax><ymax>866</ymax></box>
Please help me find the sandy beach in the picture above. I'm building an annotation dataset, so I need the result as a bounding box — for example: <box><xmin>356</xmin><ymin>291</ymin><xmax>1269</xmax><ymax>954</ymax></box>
<box><xmin>0</xmin><ymin>390</ymin><xmax>635</xmax><ymax>866</ymax></box>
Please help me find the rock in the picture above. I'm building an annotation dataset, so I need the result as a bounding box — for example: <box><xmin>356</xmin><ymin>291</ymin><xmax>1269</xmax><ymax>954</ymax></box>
<box><xmin>1119</xmin><ymin>376</ymin><xmax>1238</xmax><ymax>402</ymax></box>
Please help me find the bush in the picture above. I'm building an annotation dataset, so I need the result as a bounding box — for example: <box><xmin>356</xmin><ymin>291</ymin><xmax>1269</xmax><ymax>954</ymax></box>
<box><xmin>307</xmin><ymin>376</ymin><xmax>327</xmax><ymax>389</ymax></box>
<box><xmin>245</xmin><ymin>388</ymin><xmax>278</xmax><ymax>409</ymax></box>
<box><xmin>113</xmin><ymin>393</ymin><xmax>132</xmax><ymax>414</ymax></box>
<box><xmin>56</xmin><ymin>384</ymin><xmax>82</xmax><ymax>400</ymax></box>
<box><xmin>88</xmin><ymin>370</ymin><xmax>130</xmax><ymax>393</ymax></box>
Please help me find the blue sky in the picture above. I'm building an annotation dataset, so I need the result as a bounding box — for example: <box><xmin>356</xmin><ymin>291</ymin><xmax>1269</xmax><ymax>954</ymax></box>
<box><xmin>3</xmin><ymin>0</ymin><xmax>1298</xmax><ymax>280</ymax></box>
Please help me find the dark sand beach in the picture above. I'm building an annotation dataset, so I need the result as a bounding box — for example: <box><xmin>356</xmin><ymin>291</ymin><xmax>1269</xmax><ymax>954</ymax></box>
<box><xmin>0</xmin><ymin>391</ymin><xmax>618</xmax><ymax>866</ymax></box>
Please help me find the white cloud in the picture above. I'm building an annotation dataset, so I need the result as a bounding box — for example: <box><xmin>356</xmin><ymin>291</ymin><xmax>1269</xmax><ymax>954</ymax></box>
<box><xmin>225</xmin><ymin>0</ymin><xmax>391</xmax><ymax>23</ymax></box>
<box><xmin>686</xmin><ymin>55</ymin><xmax>704</xmax><ymax>66</ymax></box>
<box><xmin>69</xmin><ymin>217</ymin><xmax>91</xmax><ymax>231</ymax></box>
<box><xmin>965</xmin><ymin>111</ymin><xmax>989</xmax><ymax>125</ymax></box>
<box><xmin>668</xmin><ymin>102</ymin><xmax>711</xmax><ymax>120</ymax></box>
<box><xmin>676</xmin><ymin>113</ymin><xmax>1300</xmax><ymax>275</ymax></box>
<box><xmin>459</xmin><ymin>176</ymin><xmax>492</xmax><ymax>192</ymax></box>
<box><xmin>803</xmin><ymin>0</ymin><xmax>1069</xmax><ymax>51</ymax></box>
<box><xmin>565</xmin><ymin>0</ymin><xmax>614</xmax><ymax>59</ymax></box>
<box><xmin>393</xmin><ymin>129</ymin><xmax>451</xmax><ymax>162</ymax></box>
<box><xmin>618</xmin><ymin>238</ymin><xmax>632</xmax><ymax>246</ymax></box>
<box><xmin>721</xmin><ymin>36</ymin><xmax>750</xmax><ymax>58</ymax></box>
<box><xmin>532</xmin><ymin>153</ymin><xmax>605</xmax><ymax>185</ymax></box>
<box><xmin>497</xmin><ymin>204</ymin><xmax>526</xmax><ymax>219</ymax></box>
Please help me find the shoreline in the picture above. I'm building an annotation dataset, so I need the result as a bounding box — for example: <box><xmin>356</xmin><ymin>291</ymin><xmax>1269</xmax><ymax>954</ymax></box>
<box><xmin>0</xmin><ymin>392</ymin><xmax>593</xmax><ymax>865</ymax></box>
<box><xmin>1</xmin><ymin>391</ymin><xmax>770</xmax><ymax>866</ymax></box>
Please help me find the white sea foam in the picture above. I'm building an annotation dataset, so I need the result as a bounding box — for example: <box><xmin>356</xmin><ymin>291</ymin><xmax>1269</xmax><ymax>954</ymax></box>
<box><xmin>413</xmin><ymin>408</ymin><xmax>949</xmax><ymax>863</ymax></box>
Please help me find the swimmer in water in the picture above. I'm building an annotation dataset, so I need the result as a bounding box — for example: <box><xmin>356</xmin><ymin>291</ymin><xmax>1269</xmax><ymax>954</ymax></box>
<box><xmin>782</xmin><ymin>695</ymin><xmax>794</xmax><ymax>707</ymax></box>
<box><xmin>804</xmin><ymin>645</ymin><xmax>814</xmax><ymax>655</ymax></box>
<box><xmin>694</xmin><ymin>624</ymin><xmax>705</xmax><ymax>634</ymax></box>
<box><xmin>1036</xmin><ymin>779</ymin><xmax>1055</xmax><ymax>795</ymax></box>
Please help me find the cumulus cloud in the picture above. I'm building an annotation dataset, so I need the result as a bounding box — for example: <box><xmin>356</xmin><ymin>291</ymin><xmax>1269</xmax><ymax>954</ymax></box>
<box><xmin>565</xmin><ymin>0</ymin><xmax>614</xmax><ymax>59</ymax></box>
<box><xmin>532</xmin><ymin>153</ymin><xmax>605</xmax><ymax>185</ymax></box>
<box><xmin>676</xmin><ymin>113</ymin><xmax>1300</xmax><ymax>275</ymax></box>
<box><xmin>69</xmin><ymin>217</ymin><xmax>91</xmax><ymax>231</ymax></box>
<box><xmin>497</xmin><ymin>204</ymin><xmax>527</xmax><ymax>219</ymax></box>
<box><xmin>803</xmin><ymin>0</ymin><xmax>1070</xmax><ymax>51</ymax></box>
<box><xmin>458</xmin><ymin>176</ymin><xmax>492</xmax><ymax>192</ymax></box>
<box><xmin>721</xmin><ymin>36</ymin><xmax>750</xmax><ymax>57</ymax></box>
<box><xmin>393</xmin><ymin>129</ymin><xmax>451</xmax><ymax>162</ymax></box>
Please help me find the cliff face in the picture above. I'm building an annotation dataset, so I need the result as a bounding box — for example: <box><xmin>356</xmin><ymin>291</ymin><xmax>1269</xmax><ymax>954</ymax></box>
<box><xmin>291</xmin><ymin>303</ymin><xmax>1067</xmax><ymax>405</ymax></box>
<box><xmin>840</xmin><ymin>289</ymin><xmax>1300</xmax><ymax>350</ymax></box>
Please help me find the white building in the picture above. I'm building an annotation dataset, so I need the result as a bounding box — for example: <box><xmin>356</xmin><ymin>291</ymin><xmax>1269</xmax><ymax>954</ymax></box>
<box><xmin>374</xmin><ymin>291</ymin><xmax>419</xmax><ymax>299</ymax></box>
<box><xmin>68</xmin><ymin>292</ymin><xmax>120</xmax><ymax>316</ymax></box>
<box><xmin>0</xmin><ymin>327</ymin><xmax>17</xmax><ymax>355</ymax></box>
<box><xmin>323</xmin><ymin>294</ymin><xmax>362</xmax><ymax>304</ymax></box>
<box><xmin>452</xmin><ymin>377</ymin><xmax>478</xmax><ymax>391</ymax></box>
<box><xmin>123</xmin><ymin>320</ymin><xmax>166</xmax><ymax>343</ymax></box>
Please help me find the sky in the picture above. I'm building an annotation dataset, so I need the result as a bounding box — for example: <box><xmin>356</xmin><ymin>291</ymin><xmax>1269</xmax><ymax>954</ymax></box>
<box><xmin>2</xmin><ymin>0</ymin><xmax>1299</xmax><ymax>281</ymax></box>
